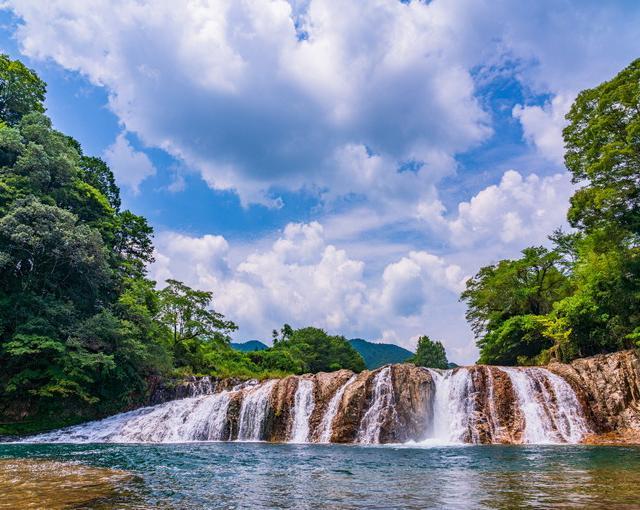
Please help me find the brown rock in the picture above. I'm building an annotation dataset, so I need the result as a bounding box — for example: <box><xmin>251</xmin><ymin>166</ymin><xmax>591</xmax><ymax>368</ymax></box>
<box><xmin>547</xmin><ymin>349</ymin><xmax>640</xmax><ymax>433</ymax></box>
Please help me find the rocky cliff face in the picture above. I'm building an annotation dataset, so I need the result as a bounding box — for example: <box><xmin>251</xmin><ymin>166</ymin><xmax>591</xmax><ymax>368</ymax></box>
<box><xmin>548</xmin><ymin>349</ymin><xmax>640</xmax><ymax>442</ymax></box>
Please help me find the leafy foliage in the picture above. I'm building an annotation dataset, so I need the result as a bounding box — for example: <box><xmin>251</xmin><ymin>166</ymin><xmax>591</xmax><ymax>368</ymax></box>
<box><xmin>270</xmin><ymin>327</ymin><xmax>366</xmax><ymax>373</ymax></box>
<box><xmin>410</xmin><ymin>336</ymin><xmax>448</xmax><ymax>369</ymax></box>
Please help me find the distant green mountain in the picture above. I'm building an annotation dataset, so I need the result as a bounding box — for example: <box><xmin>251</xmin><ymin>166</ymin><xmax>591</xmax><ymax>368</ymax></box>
<box><xmin>348</xmin><ymin>338</ymin><xmax>414</xmax><ymax>369</ymax></box>
<box><xmin>231</xmin><ymin>340</ymin><xmax>268</xmax><ymax>352</ymax></box>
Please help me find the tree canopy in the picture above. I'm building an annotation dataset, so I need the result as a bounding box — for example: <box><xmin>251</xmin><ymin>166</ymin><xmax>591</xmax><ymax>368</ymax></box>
<box><xmin>410</xmin><ymin>336</ymin><xmax>448</xmax><ymax>369</ymax></box>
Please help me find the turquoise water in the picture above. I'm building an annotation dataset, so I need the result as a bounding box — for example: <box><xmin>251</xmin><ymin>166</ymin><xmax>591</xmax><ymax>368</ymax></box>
<box><xmin>1</xmin><ymin>443</ymin><xmax>640</xmax><ymax>509</ymax></box>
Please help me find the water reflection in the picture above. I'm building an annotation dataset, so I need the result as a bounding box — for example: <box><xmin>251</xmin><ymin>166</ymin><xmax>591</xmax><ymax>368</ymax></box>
<box><xmin>0</xmin><ymin>444</ymin><xmax>639</xmax><ymax>509</ymax></box>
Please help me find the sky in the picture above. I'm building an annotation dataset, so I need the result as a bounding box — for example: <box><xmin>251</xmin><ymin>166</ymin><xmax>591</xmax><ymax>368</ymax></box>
<box><xmin>1</xmin><ymin>0</ymin><xmax>639</xmax><ymax>364</ymax></box>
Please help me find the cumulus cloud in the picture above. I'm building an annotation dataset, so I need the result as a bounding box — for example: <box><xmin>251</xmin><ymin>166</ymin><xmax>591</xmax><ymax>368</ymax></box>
<box><xmin>4</xmin><ymin>0</ymin><xmax>495</xmax><ymax>206</ymax></box>
<box><xmin>445</xmin><ymin>170</ymin><xmax>573</xmax><ymax>248</ymax></box>
<box><xmin>149</xmin><ymin>221</ymin><xmax>471</xmax><ymax>358</ymax></box>
<box><xmin>6</xmin><ymin>0</ymin><xmax>640</xmax><ymax>363</ymax></box>
<box><xmin>103</xmin><ymin>133</ymin><xmax>156</xmax><ymax>193</ymax></box>
<box><xmin>513</xmin><ymin>95</ymin><xmax>573</xmax><ymax>165</ymax></box>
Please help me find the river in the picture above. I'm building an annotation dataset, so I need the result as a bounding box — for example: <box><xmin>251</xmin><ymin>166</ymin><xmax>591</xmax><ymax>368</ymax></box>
<box><xmin>1</xmin><ymin>442</ymin><xmax>639</xmax><ymax>509</ymax></box>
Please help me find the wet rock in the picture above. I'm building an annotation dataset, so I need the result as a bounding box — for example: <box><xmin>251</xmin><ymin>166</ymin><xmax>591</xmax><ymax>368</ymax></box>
<box><xmin>267</xmin><ymin>376</ymin><xmax>300</xmax><ymax>441</ymax></box>
<box><xmin>331</xmin><ymin>370</ymin><xmax>376</xmax><ymax>443</ymax></box>
<box><xmin>548</xmin><ymin>350</ymin><xmax>640</xmax><ymax>434</ymax></box>
<box><xmin>468</xmin><ymin>366</ymin><xmax>523</xmax><ymax>444</ymax></box>
<box><xmin>308</xmin><ymin>370</ymin><xmax>355</xmax><ymax>441</ymax></box>
<box><xmin>382</xmin><ymin>364</ymin><xmax>433</xmax><ymax>443</ymax></box>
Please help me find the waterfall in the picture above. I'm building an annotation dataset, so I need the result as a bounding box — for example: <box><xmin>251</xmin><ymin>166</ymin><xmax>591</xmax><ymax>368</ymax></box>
<box><xmin>357</xmin><ymin>367</ymin><xmax>397</xmax><ymax>444</ymax></box>
<box><xmin>501</xmin><ymin>367</ymin><xmax>588</xmax><ymax>443</ymax></box>
<box><xmin>20</xmin><ymin>363</ymin><xmax>590</xmax><ymax>446</ymax></box>
<box><xmin>318</xmin><ymin>375</ymin><xmax>356</xmax><ymax>443</ymax></box>
<box><xmin>421</xmin><ymin>368</ymin><xmax>476</xmax><ymax>444</ymax></box>
<box><xmin>25</xmin><ymin>391</ymin><xmax>232</xmax><ymax>443</ymax></box>
<box><xmin>237</xmin><ymin>380</ymin><xmax>276</xmax><ymax>441</ymax></box>
<box><xmin>289</xmin><ymin>379</ymin><xmax>316</xmax><ymax>443</ymax></box>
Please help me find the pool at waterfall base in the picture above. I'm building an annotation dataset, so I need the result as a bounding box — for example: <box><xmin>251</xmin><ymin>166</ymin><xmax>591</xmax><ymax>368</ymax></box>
<box><xmin>1</xmin><ymin>442</ymin><xmax>639</xmax><ymax>509</ymax></box>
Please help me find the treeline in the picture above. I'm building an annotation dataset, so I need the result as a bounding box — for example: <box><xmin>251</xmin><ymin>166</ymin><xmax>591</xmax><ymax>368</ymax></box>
<box><xmin>0</xmin><ymin>56</ymin><xmax>364</xmax><ymax>431</ymax></box>
<box><xmin>462</xmin><ymin>58</ymin><xmax>640</xmax><ymax>366</ymax></box>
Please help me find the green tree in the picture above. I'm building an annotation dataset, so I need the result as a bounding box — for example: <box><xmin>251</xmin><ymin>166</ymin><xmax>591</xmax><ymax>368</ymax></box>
<box><xmin>461</xmin><ymin>247</ymin><xmax>572</xmax><ymax>365</ymax></box>
<box><xmin>273</xmin><ymin>326</ymin><xmax>366</xmax><ymax>373</ymax></box>
<box><xmin>411</xmin><ymin>335</ymin><xmax>448</xmax><ymax>369</ymax></box>
<box><xmin>156</xmin><ymin>279</ymin><xmax>237</xmax><ymax>368</ymax></box>
<box><xmin>0</xmin><ymin>55</ymin><xmax>46</xmax><ymax>125</ymax></box>
<box><xmin>564</xmin><ymin>58</ymin><xmax>640</xmax><ymax>235</ymax></box>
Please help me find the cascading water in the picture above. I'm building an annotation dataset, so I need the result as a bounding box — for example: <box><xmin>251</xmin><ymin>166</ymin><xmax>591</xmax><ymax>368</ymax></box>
<box><xmin>318</xmin><ymin>375</ymin><xmax>356</xmax><ymax>443</ymax></box>
<box><xmin>357</xmin><ymin>367</ymin><xmax>397</xmax><ymax>444</ymax></box>
<box><xmin>289</xmin><ymin>379</ymin><xmax>316</xmax><ymax>443</ymax></box>
<box><xmin>501</xmin><ymin>367</ymin><xmax>588</xmax><ymax>443</ymax></box>
<box><xmin>422</xmin><ymin>368</ymin><xmax>477</xmax><ymax>444</ymax></box>
<box><xmin>25</xmin><ymin>391</ymin><xmax>232</xmax><ymax>443</ymax></box>
<box><xmin>19</xmin><ymin>364</ymin><xmax>590</xmax><ymax>446</ymax></box>
<box><xmin>237</xmin><ymin>380</ymin><xmax>276</xmax><ymax>441</ymax></box>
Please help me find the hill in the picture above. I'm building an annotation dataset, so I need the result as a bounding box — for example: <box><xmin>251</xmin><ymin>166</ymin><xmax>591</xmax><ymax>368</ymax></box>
<box><xmin>348</xmin><ymin>338</ymin><xmax>413</xmax><ymax>369</ymax></box>
<box><xmin>230</xmin><ymin>340</ymin><xmax>269</xmax><ymax>352</ymax></box>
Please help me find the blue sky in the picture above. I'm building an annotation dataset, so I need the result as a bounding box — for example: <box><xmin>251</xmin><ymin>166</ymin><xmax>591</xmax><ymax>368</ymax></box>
<box><xmin>2</xmin><ymin>1</ymin><xmax>639</xmax><ymax>363</ymax></box>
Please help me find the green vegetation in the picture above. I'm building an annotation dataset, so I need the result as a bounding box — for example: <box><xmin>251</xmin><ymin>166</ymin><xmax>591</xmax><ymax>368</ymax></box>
<box><xmin>0</xmin><ymin>56</ymin><xmax>366</xmax><ymax>433</ymax></box>
<box><xmin>463</xmin><ymin>58</ymin><xmax>640</xmax><ymax>365</ymax></box>
<box><xmin>409</xmin><ymin>336</ymin><xmax>448</xmax><ymax>369</ymax></box>
<box><xmin>348</xmin><ymin>338</ymin><xmax>413</xmax><ymax>369</ymax></box>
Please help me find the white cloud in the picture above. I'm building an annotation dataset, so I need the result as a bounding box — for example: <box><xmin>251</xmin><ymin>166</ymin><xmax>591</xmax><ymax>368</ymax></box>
<box><xmin>446</xmin><ymin>170</ymin><xmax>573</xmax><ymax>248</ymax></box>
<box><xmin>149</xmin><ymin>221</ymin><xmax>473</xmax><ymax>360</ymax></box>
<box><xmin>513</xmin><ymin>94</ymin><xmax>573</xmax><ymax>165</ymax></box>
<box><xmin>6</xmin><ymin>0</ymin><xmax>640</xmax><ymax>364</ymax></box>
<box><xmin>103</xmin><ymin>132</ymin><xmax>156</xmax><ymax>193</ymax></box>
<box><xmin>6</xmin><ymin>0</ymin><xmax>495</xmax><ymax>206</ymax></box>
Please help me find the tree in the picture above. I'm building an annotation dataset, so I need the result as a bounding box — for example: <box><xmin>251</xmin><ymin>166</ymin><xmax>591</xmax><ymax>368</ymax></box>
<box><xmin>411</xmin><ymin>336</ymin><xmax>448</xmax><ymax>369</ymax></box>
<box><xmin>272</xmin><ymin>326</ymin><xmax>366</xmax><ymax>373</ymax></box>
<box><xmin>564</xmin><ymin>58</ymin><xmax>640</xmax><ymax>236</ymax></box>
<box><xmin>156</xmin><ymin>279</ymin><xmax>237</xmax><ymax>367</ymax></box>
<box><xmin>0</xmin><ymin>55</ymin><xmax>46</xmax><ymax>125</ymax></box>
<box><xmin>461</xmin><ymin>247</ymin><xmax>572</xmax><ymax>365</ymax></box>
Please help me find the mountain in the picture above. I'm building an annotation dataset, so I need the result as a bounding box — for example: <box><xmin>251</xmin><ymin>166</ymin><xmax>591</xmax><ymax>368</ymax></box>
<box><xmin>231</xmin><ymin>340</ymin><xmax>268</xmax><ymax>352</ymax></box>
<box><xmin>348</xmin><ymin>338</ymin><xmax>413</xmax><ymax>369</ymax></box>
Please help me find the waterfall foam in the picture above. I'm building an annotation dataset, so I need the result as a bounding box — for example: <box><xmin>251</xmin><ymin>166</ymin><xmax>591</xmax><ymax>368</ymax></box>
<box><xmin>357</xmin><ymin>367</ymin><xmax>397</xmax><ymax>444</ymax></box>
<box><xmin>318</xmin><ymin>375</ymin><xmax>356</xmax><ymax>443</ymax></box>
<box><xmin>26</xmin><ymin>391</ymin><xmax>232</xmax><ymax>443</ymax></box>
<box><xmin>501</xmin><ymin>367</ymin><xmax>587</xmax><ymax>443</ymax></box>
<box><xmin>289</xmin><ymin>379</ymin><xmax>315</xmax><ymax>443</ymax></box>
<box><xmin>421</xmin><ymin>368</ymin><xmax>476</xmax><ymax>444</ymax></box>
<box><xmin>237</xmin><ymin>380</ymin><xmax>276</xmax><ymax>441</ymax></box>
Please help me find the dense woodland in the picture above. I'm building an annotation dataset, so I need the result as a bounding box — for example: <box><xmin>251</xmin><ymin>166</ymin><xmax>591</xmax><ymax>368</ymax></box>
<box><xmin>462</xmin><ymin>58</ymin><xmax>640</xmax><ymax>366</ymax></box>
<box><xmin>1</xmin><ymin>53</ymin><xmax>638</xmax><ymax>433</ymax></box>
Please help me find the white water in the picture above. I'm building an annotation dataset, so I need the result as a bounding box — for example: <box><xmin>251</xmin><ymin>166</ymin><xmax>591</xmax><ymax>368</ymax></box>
<box><xmin>501</xmin><ymin>367</ymin><xmax>588</xmax><ymax>444</ymax></box>
<box><xmin>422</xmin><ymin>369</ymin><xmax>476</xmax><ymax>445</ymax></box>
<box><xmin>318</xmin><ymin>375</ymin><xmax>356</xmax><ymax>443</ymax></box>
<box><xmin>237</xmin><ymin>380</ymin><xmax>276</xmax><ymax>441</ymax></box>
<box><xmin>289</xmin><ymin>379</ymin><xmax>316</xmax><ymax>443</ymax></box>
<box><xmin>357</xmin><ymin>367</ymin><xmax>397</xmax><ymax>444</ymax></box>
<box><xmin>26</xmin><ymin>391</ymin><xmax>232</xmax><ymax>443</ymax></box>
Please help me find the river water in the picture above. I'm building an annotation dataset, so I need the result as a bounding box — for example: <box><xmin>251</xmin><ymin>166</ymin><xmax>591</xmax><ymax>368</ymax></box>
<box><xmin>1</xmin><ymin>442</ymin><xmax>639</xmax><ymax>509</ymax></box>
